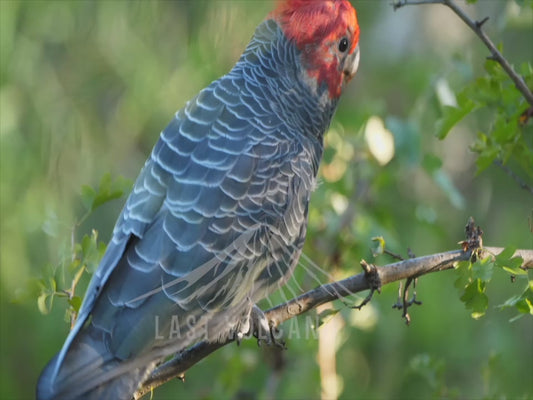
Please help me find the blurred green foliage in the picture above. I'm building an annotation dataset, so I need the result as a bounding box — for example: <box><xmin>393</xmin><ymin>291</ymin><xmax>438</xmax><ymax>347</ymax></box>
<box><xmin>1</xmin><ymin>1</ymin><xmax>532</xmax><ymax>399</ymax></box>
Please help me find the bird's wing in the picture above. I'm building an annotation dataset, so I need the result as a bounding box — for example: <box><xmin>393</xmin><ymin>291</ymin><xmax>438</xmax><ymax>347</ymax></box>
<box><xmin>92</xmin><ymin>72</ymin><xmax>310</xmax><ymax>352</ymax></box>
<box><xmin>52</xmin><ymin>58</ymin><xmax>314</xmax><ymax>384</ymax></box>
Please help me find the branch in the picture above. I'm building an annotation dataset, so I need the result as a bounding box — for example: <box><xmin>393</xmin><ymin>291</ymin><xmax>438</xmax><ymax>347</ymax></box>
<box><xmin>392</xmin><ymin>0</ymin><xmax>533</xmax><ymax>106</ymax></box>
<box><xmin>493</xmin><ymin>159</ymin><xmax>533</xmax><ymax>195</ymax></box>
<box><xmin>135</xmin><ymin>245</ymin><xmax>533</xmax><ymax>398</ymax></box>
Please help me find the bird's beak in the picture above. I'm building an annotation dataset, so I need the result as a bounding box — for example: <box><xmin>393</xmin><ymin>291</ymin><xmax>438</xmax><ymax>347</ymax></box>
<box><xmin>343</xmin><ymin>44</ymin><xmax>360</xmax><ymax>83</ymax></box>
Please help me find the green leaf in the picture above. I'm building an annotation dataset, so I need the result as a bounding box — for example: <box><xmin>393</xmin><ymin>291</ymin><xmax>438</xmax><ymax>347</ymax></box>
<box><xmin>435</xmin><ymin>93</ymin><xmax>477</xmax><ymax>139</ymax></box>
<box><xmin>501</xmin><ymin>261</ymin><xmax>527</xmax><ymax>276</ymax></box>
<box><xmin>471</xmin><ymin>132</ymin><xmax>488</xmax><ymax>153</ymax></box>
<box><xmin>37</xmin><ymin>293</ymin><xmax>54</xmax><ymax>315</ymax></box>
<box><xmin>472</xmin><ymin>256</ymin><xmax>494</xmax><ymax>282</ymax></box>
<box><xmin>475</xmin><ymin>146</ymin><xmax>499</xmax><ymax>174</ymax></box>
<box><xmin>68</xmin><ymin>296</ymin><xmax>82</xmax><ymax>313</ymax></box>
<box><xmin>484</xmin><ymin>58</ymin><xmax>507</xmax><ymax>81</ymax></box>
<box><xmin>48</xmin><ymin>276</ymin><xmax>57</xmax><ymax>292</ymax></box>
<box><xmin>92</xmin><ymin>173</ymin><xmax>117</xmax><ymax>210</ymax></box>
<box><xmin>37</xmin><ymin>293</ymin><xmax>49</xmax><ymax>315</ymax></box>
<box><xmin>89</xmin><ymin>173</ymin><xmax>132</xmax><ymax>212</ymax></box>
<box><xmin>515</xmin><ymin>297</ymin><xmax>533</xmax><ymax>314</ymax></box>
<box><xmin>460</xmin><ymin>279</ymin><xmax>488</xmax><ymax>319</ymax></box>
<box><xmin>494</xmin><ymin>246</ymin><xmax>516</xmax><ymax>262</ymax></box>
<box><xmin>498</xmin><ymin>282</ymin><xmax>533</xmax><ymax>316</ymax></box>
<box><xmin>466</xmin><ymin>76</ymin><xmax>497</xmax><ymax>104</ymax></box>
<box><xmin>36</xmin><ymin>275</ymin><xmax>59</xmax><ymax>314</ymax></box>
<box><xmin>494</xmin><ymin>247</ymin><xmax>527</xmax><ymax>276</ymax></box>
<box><xmin>492</xmin><ymin>117</ymin><xmax>518</xmax><ymax>145</ymax></box>
<box><xmin>371</xmin><ymin>236</ymin><xmax>385</xmax><ymax>257</ymax></box>
<box><xmin>454</xmin><ymin>260</ymin><xmax>471</xmax><ymax>290</ymax></box>
<box><xmin>520</xmin><ymin>62</ymin><xmax>533</xmax><ymax>82</ymax></box>
<box><xmin>80</xmin><ymin>230</ymin><xmax>106</xmax><ymax>273</ymax></box>
<box><xmin>81</xmin><ymin>184</ymin><xmax>97</xmax><ymax>212</ymax></box>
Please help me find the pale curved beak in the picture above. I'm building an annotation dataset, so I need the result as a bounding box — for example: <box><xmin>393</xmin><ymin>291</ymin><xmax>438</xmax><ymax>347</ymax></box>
<box><xmin>344</xmin><ymin>44</ymin><xmax>360</xmax><ymax>83</ymax></box>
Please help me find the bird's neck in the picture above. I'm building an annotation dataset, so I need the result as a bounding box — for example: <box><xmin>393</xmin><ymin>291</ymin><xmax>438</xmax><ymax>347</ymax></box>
<box><xmin>235</xmin><ymin>19</ymin><xmax>339</xmax><ymax>148</ymax></box>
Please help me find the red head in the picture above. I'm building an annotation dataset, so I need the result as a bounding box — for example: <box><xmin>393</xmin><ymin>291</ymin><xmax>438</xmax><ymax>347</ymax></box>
<box><xmin>271</xmin><ymin>0</ymin><xmax>360</xmax><ymax>99</ymax></box>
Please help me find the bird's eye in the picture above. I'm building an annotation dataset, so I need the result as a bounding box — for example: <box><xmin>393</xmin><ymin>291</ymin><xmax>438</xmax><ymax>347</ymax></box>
<box><xmin>338</xmin><ymin>37</ymin><xmax>349</xmax><ymax>52</ymax></box>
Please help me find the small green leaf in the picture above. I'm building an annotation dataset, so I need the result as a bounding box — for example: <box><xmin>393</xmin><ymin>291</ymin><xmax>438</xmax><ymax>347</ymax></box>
<box><xmin>495</xmin><ymin>246</ymin><xmax>516</xmax><ymax>262</ymax></box>
<box><xmin>484</xmin><ymin>57</ymin><xmax>510</xmax><ymax>84</ymax></box>
<box><xmin>501</xmin><ymin>262</ymin><xmax>527</xmax><ymax>276</ymax></box>
<box><xmin>494</xmin><ymin>247</ymin><xmax>527</xmax><ymax>276</ymax></box>
<box><xmin>460</xmin><ymin>279</ymin><xmax>488</xmax><ymax>319</ymax></box>
<box><xmin>81</xmin><ymin>232</ymin><xmax>93</xmax><ymax>255</ymax></box>
<box><xmin>68</xmin><ymin>296</ymin><xmax>82</xmax><ymax>313</ymax></box>
<box><xmin>492</xmin><ymin>117</ymin><xmax>518</xmax><ymax>145</ymax></box>
<box><xmin>91</xmin><ymin>173</ymin><xmax>132</xmax><ymax>211</ymax></box>
<box><xmin>69</xmin><ymin>258</ymin><xmax>81</xmax><ymax>271</ymax></box>
<box><xmin>454</xmin><ymin>260</ymin><xmax>471</xmax><ymax>290</ymax></box>
<box><xmin>371</xmin><ymin>236</ymin><xmax>385</xmax><ymax>257</ymax></box>
<box><xmin>37</xmin><ymin>293</ymin><xmax>54</xmax><ymax>315</ymax></box>
<box><xmin>37</xmin><ymin>293</ymin><xmax>48</xmax><ymax>314</ymax></box>
<box><xmin>520</xmin><ymin>61</ymin><xmax>532</xmax><ymax>79</ymax></box>
<box><xmin>436</xmin><ymin>106</ymin><xmax>470</xmax><ymax>139</ymax></box>
<box><xmin>472</xmin><ymin>257</ymin><xmax>494</xmax><ymax>282</ymax></box>
<box><xmin>471</xmin><ymin>132</ymin><xmax>488</xmax><ymax>153</ymax></box>
<box><xmin>81</xmin><ymin>185</ymin><xmax>97</xmax><ymax>211</ymax></box>
<box><xmin>435</xmin><ymin>93</ymin><xmax>478</xmax><ymax>139</ymax></box>
<box><xmin>498</xmin><ymin>283</ymin><xmax>533</xmax><ymax>316</ymax></box>
<box><xmin>515</xmin><ymin>297</ymin><xmax>532</xmax><ymax>314</ymax></box>
<box><xmin>49</xmin><ymin>277</ymin><xmax>57</xmax><ymax>292</ymax></box>
<box><xmin>80</xmin><ymin>230</ymin><xmax>105</xmax><ymax>273</ymax></box>
<box><xmin>475</xmin><ymin>146</ymin><xmax>499</xmax><ymax>174</ymax></box>
<box><xmin>466</xmin><ymin>76</ymin><xmax>497</xmax><ymax>104</ymax></box>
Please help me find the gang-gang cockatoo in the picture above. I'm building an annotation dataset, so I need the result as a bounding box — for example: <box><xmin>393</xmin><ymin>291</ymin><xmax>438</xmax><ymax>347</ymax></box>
<box><xmin>37</xmin><ymin>0</ymin><xmax>360</xmax><ymax>398</ymax></box>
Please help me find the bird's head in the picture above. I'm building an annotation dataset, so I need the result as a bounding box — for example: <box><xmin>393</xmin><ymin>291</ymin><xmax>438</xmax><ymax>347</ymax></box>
<box><xmin>271</xmin><ymin>0</ymin><xmax>360</xmax><ymax>99</ymax></box>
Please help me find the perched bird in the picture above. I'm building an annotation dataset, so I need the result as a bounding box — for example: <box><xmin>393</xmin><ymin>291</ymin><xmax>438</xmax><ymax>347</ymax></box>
<box><xmin>37</xmin><ymin>0</ymin><xmax>360</xmax><ymax>398</ymax></box>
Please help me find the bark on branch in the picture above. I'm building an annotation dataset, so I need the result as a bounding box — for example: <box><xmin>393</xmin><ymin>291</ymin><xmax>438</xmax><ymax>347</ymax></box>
<box><xmin>135</xmin><ymin>245</ymin><xmax>533</xmax><ymax>398</ymax></box>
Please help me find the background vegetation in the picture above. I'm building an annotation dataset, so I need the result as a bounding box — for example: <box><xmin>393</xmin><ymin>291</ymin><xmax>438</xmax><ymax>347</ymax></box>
<box><xmin>1</xmin><ymin>1</ymin><xmax>531</xmax><ymax>399</ymax></box>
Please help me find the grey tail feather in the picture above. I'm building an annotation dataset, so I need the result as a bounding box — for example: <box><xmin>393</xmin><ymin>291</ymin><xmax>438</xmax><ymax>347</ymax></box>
<box><xmin>36</xmin><ymin>325</ymin><xmax>154</xmax><ymax>400</ymax></box>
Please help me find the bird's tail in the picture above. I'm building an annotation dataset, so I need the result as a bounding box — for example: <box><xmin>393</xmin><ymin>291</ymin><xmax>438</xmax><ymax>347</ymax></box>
<box><xmin>36</xmin><ymin>324</ymin><xmax>154</xmax><ymax>400</ymax></box>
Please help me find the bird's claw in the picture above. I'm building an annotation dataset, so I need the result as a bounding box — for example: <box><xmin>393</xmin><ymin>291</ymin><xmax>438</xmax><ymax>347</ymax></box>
<box><xmin>251</xmin><ymin>305</ymin><xmax>286</xmax><ymax>349</ymax></box>
<box><xmin>233</xmin><ymin>305</ymin><xmax>285</xmax><ymax>349</ymax></box>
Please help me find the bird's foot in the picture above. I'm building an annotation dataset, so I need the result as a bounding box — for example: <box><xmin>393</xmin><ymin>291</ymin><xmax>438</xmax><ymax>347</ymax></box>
<box><xmin>251</xmin><ymin>305</ymin><xmax>286</xmax><ymax>349</ymax></box>
<box><xmin>233</xmin><ymin>305</ymin><xmax>285</xmax><ymax>349</ymax></box>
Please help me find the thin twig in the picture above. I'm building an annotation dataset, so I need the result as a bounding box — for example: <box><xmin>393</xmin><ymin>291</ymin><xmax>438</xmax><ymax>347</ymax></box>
<box><xmin>392</xmin><ymin>277</ymin><xmax>422</xmax><ymax>325</ymax></box>
<box><xmin>134</xmin><ymin>246</ymin><xmax>533</xmax><ymax>398</ymax></box>
<box><xmin>384</xmin><ymin>249</ymin><xmax>405</xmax><ymax>261</ymax></box>
<box><xmin>393</xmin><ymin>0</ymin><xmax>533</xmax><ymax>106</ymax></box>
<box><xmin>493</xmin><ymin>160</ymin><xmax>533</xmax><ymax>195</ymax></box>
<box><xmin>392</xmin><ymin>0</ymin><xmax>443</xmax><ymax>10</ymax></box>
